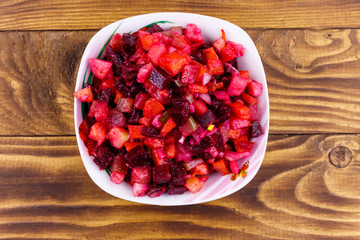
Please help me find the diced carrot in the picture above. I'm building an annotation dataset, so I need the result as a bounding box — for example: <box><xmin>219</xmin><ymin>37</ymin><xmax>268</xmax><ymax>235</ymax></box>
<box><xmin>124</xmin><ymin>142</ymin><xmax>144</xmax><ymax>152</ymax></box>
<box><xmin>160</xmin><ymin>117</ymin><xmax>176</xmax><ymax>137</ymax></box>
<box><xmin>128</xmin><ymin>125</ymin><xmax>146</xmax><ymax>139</ymax></box>
<box><xmin>188</xmin><ymin>83</ymin><xmax>208</xmax><ymax>94</ymax></box>
<box><xmin>212</xmin><ymin>159</ymin><xmax>231</xmax><ymax>175</ymax></box>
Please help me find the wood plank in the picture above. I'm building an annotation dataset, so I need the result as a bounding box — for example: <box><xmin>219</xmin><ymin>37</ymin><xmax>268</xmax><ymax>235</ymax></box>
<box><xmin>0</xmin><ymin>29</ymin><xmax>359</xmax><ymax>135</ymax></box>
<box><xmin>0</xmin><ymin>0</ymin><xmax>360</xmax><ymax>30</ymax></box>
<box><xmin>0</xmin><ymin>135</ymin><xmax>359</xmax><ymax>239</ymax></box>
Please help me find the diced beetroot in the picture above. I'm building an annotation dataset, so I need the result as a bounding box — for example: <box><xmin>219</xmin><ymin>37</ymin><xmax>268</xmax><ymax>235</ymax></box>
<box><xmin>184</xmin><ymin>24</ymin><xmax>204</xmax><ymax>43</ymax></box>
<box><xmin>117</xmin><ymin>98</ymin><xmax>134</xmax><ymax>113</ymax></box>
<box><xmin>89</xmin><ymin>58</ymin><xmax>113</xmax><ymax>80</ymax></box>
<box><xmin>152</xmin><ymin>164</ymin><xmax>171</xmax><ymax>184</ymax></box>
<box><xmin>88</xmin><ymin>122</ymin><xmax>106</xmax><ymax>146</ymax></box>
<box><xmin>130</xmin><ymin>48</ymin><xmax>148</xmax><ymax>65</ymax></box>
<box><xmin>220</xmin><ymin>41</ymin><xmax>245</xmax><ymax>63</ymax></box>
<box><xmin>185</xmin><ymin>175</ymin><xmax>208</xmax><ymax>193</ymax></box>
<box><xmin>214</xmin><ymin>91</ymin><xmax>230</xmax><ymax>101</ymax></box>
<box><xmin>86</xmin><ymin>139</ymin><xmax>97</xmax><ymax>156</ymax></box>
<box><xmin>125</xmin><ymin>145</ymin><xmax>151</xmax><ymax>168</ymax></box>
<box><xmin>230</xmin><ymin>118</ymin><xmax>251</xmax><ymax>130</ymax></box>
<box><xmin>147</xmin><ymin>184</ymin><xmax>166</xmax><ymax>198</ymax></box>
<box><xmin>227</xmin><ymin>72</ymin><xmax>248</xmax><ymax>96</ymax></box>
<box><xmin>143</xmin><ymin>98</ymin><xmax>165</xmax><ymax>120</ymax></box>
<box><xmin>106</xmin><ymin>127</ymin><xmax>129</xmax><ymax>149</ymax></box>
<box><xmin>233</xmin><ymin>138</ymin><xmax>254</xmax><ymax>154</ymax></box>
<box><xmin>79</xmin><ymin>115</ymin><xmax>93</xmax><ymax>144</ymax></box>
<box><xmin>105</xmin><ymin>109</ymin><xmax>126</xmax><ymax>129</ymax></box>
<box><xmin>224</xmin><ymin>151</ymin><xmax>250</xmax><ymax>161</ymax></box>
<box><xmin>109</xmin><ymin>155</ymin><xmax>128</xmax><ymax>174</ymax></box>
<box><xmin>110</xmin><ymin>171</ymin><xmax>125</xmax><ymax>184</ymax></box>
<box><xmin>190</xmin><ymin>163</ymin><xmax>209</xmax><ymax>175</ymax></box>
<box><xmin>141</xmin><ymin>126</ymin><xmax>162</xmax><ymax>138</ymax></box>
<box><xmin>229</xmin><ymin>160</ymin><xmax>240</xmax><ymax>175</ymax></box>
<box><xmin>128</xmin><ymin>125</ymin><xmax>146</xmax><ymax>139</ymax></box>
<box><xmin>249</xmin><ymin>121</ymin><xmax>263</xmax><ymax>138</ymax></box>
<box><xmin>134</xmin><ymin>93</ymin><xmax>151</xmax><ymax>110</ymax></box>
<box><xmin>170</xmin><ymin>163</ymin><xmax>187</xmax><ymax>185</ymax></box>
<box><xmin>137</xmin><ymin>63</ymin><xmax>153</xmax><ymax>83</ymax></box>
<box><xmin>212</xmin><ymin>159</ymin><xmax>231</xmax><ymax>175</ymax></box>
<box><xmin>171</xmin><ymin>34</ymin><xmax>191</xmax><ymax>54</ymax></box>
<box><xmin>120</xmin><ymin>33</ymin><xmax>138</xmax><ymax>60</ymax></box>
<box><xmin>144</xmin><ymin>138</ymin><xmax>164</xmax><ymax>149</ymax></box>
<box><xmin>247</xmin><ymin>81</ymin><xmax>263</xmax><ymax>97</ymax></box>
<box><xmin>131</xmin><ymin>166</ymin><xmax>151</xmax><ymax>185</ymax></box>
<box><xmin>127</xmin><ymin>108</ymin><xmax>142</xmax><ymax>124</ymax></box>
<box><xmin>132</xmin><ymin>183</ymin><xmax>149</xmax><ymax>197</ymax></box>
<box><xmin>193</xmin><ymin>99</ymin><xmax>208</xmax><ymax>118</ymax></box>
<box><xmin>121</xmin><ymin>60</ymin><xmax>141</xmax><ymax>86</ymax></box>
<box><xmin>108</xmin><ymin>33</ymin><xmax>122</xmax><ymax>53</ymax></box>
<box><xmin>181</xmin><ymin>64</ymin><xmax>200</xmax><ymax>84</ymax></box>
<box><xmin>231</xmin><ymin>102</ymin><xmax>250</xmax><ymax>120</ymax></box>
<box><xmin>93</xmin><ymin>143</ymin><xmax>116</xmax><ymax>170</ymax></box>
<box><xmin>149</xmin><ymin>67</ymin><xmax>172</xmax><ymax>90</ymax></box>
<box><xmin>148</xmin><ymin>42</ymin><xmax>167</xmax><ymax>66</ymax></box>
<box><xmin>73</xmin><ymin>87</ymin><xmax>94</xmax><ymax>103</ymax></box>
<box><xmin>105</xmin><ymin>45</ymin><xmax>122</xmax><ymax>76</ymax></box>
<box><xmin>204</xmin><ymin>146</ymin><xmax>219</xmax><ymax>158</ymax></box>
<box><xmin>167</xmin><ymin>184</ymin><xmax>188</xmax><ymax>195</ymax></box>
<box><xmin>175</xmin><ymin>143</ymin><xmax>192</xmax><ymax>162</ymax></box>
<box><xmin>196</xmin><ymin>110</ymin><xmax>216</xmax><ymax>129</ymax></box>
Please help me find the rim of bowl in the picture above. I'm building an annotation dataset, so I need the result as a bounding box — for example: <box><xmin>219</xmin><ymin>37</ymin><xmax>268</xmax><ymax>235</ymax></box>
<box><xmin>74</xmin><ymin>12</ymin><xmax>270</xmax><ymax>206</ymax></box>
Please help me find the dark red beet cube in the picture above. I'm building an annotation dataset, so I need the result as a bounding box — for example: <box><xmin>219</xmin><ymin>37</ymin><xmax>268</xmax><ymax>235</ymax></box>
<box><xmin>167</xmin><ymin>184</ymin><xmax>188</xmax><ymax>195</ymax></box>
<box><xmin>197</xmin><ymin>109</ymin><xmax>216</xmax><ymax>128</ymax></box>
<box><xmin>152</xmin><ymin>164</ymin><xmax>171</xmax><ymax>184</ymax></box>
<box><xmin>134</xmin><ymin>93</ymin><xmax>151</xmax><ymax>110</ymax></box>
<box><xmin>109</xmin><ymin>155</ymin><xmax>128</xmax><ymax>174</ymax></box>
<box><xmin>147</xmin><ymin>184</ymin><xmax>166</xmax><ymax>198</ymax></box>
<box><xmin>124</xmin><ymin>145</ymin><xmax>152</xmax><ymax>168</ymax></box>
<box><xmin>141</xmin><ymin>126</ymin><xmax>162</xmax><ymax>138</ymax></box>
<box><xmin>170</xmin><ymin>163</ymin><xmax>187</xmax><ymax>185</ymax></box>
<box><xmin>249</xmin><ymin>121</ymin><xmax>263</xmax><ymax>138</ymax></box>
<box><xmin>149</xmin><ymin>67</ymin><xmax>172</xmax><ymax>90</ymax></box>
<box><xmin>105</xmin><ymin>45</ymin><xmax>123</xmax><ymax>76</ymax></box>
<box><xmin>93</xmin><ymin>143</ymin><xmax>116</xmax><ymax>170</ymax></box>
<box><xmin>106</xmin><ymin>109</ymin><xmax>126</xmax><ymax>129</ymax></box>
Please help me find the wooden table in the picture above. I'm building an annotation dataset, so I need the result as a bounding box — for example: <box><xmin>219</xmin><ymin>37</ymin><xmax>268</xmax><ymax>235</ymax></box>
<box><xmin>1</xmin><ymin>1</ymin><xmax>359</xmax><ymax>239</ymax></box>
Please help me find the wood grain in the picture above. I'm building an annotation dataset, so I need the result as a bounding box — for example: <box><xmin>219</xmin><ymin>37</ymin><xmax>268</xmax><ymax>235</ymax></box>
<box><xmin>1</xmin><ymin>29</ymin><xmax>359</xmax><ymax>135</ymax></box>
<box><xmin>0</xmin><ymin>0</ymin><xmax>360</xmax><ymax>30</ymax></box>
<box><xmin>0</xmin><ymin>135</ymin><xmax>359</xmax><ymax>239</ymax></box>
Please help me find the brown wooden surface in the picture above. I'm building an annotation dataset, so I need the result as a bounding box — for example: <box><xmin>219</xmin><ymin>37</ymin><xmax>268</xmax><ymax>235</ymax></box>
<box><xmin>1</xmin><ymin>0</ymin><xmax>359</xmax><ymax>239</ymax></box>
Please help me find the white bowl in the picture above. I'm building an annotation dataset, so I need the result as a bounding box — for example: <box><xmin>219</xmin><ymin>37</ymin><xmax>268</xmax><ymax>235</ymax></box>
<box><xmin>74</xmin><ymin>12</ymin><xmax>269</xmax><ymax>206</ymax></box>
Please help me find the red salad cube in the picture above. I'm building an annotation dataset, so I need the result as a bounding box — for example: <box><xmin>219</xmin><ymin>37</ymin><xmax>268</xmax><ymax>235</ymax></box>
<box><xmin>138</xmin><ymin>30</ymin><xmax>159</xmax><ymax>51</ymax></box>
<box><xmin>190</xmin><ymin>163</ymin><xmax>209</xmax><ymax>175</ymax></box>
<box><xmin>247</xmin><ymin>81</ymin><xmax>263</xmax><ymax>97</ymax></box>
<box><xmin>88</xmin><ymin>122</ymin><xmax>106</xmax><ymax>146</ymax></box>
<box><xmin>73</xmin><ymin>87</ymin><xmax>94</xmax><ymax>103</ymax></box>
<box><xmin>110</xmin><ymin>172</ymin><xmax>125</xmax><ymax>184</ymax></box>
<box><xmin>185</xmin><ymin>175</ymin><xmax>208</xmax><ymax>193</ymax></box>
<box><xmin>89</xmin><ymin>100</ymin><xmax>108</xmax><ymax>122</ymax></box>
<box><xmin>128</xmin><ymin>125</ymin><xmax>147</xmax><ymax>139</ymax></box>
<box><xmin>109</xmin><ymin>155</ymin><xmax>128</xmax><ymax>174</ymax></box>
<box><xmin>158</xmin><ymin>51</ymin><xmax>191</xmax><ymax>76</ymax></box>
<box><xmin>124</xmin><ymin>142</ymin><xmax>144</xmax><ymax>152</ymax></box>
<box><xmin>212</xmin><ymin>159</ymin><xmax>231</xmax><ymax>175</ymax></box>
<box><xmin>181</xmin><ymin>64</ymin><xmax>200</xmax><ymax>84</ymax></box>
<box><xmin>143</xmin><ymin>98</ymin><xmax>165</xmax><ymax>120</ymax></box>
<box><xmin>144</xmin><ymin>138</ymin><xmax>164</xmax><ymax>149</ymax></box>
<box><xmin>241</xmin><ymin>92</ymin><xmax>258</xmax><ymax>105</ymax></box>
<box><xmin>132</xmin><ymin>183</ymin><xmax>149</xmax><ymax>197</ymax></box>
<box><xmin>108</xmin><ymin>33</ymin><xmax>122</xmax><ymax>53</ymax></box>
<box><xmin>117</xmin><ymin>98</ymin><xmax>134</xmax><ymax>113</ymax></box>
<box><xmin>134</xmin><ymin>92</ymin><xmax>151</xmax><ymax>110</ymax></box>
<box><xmin>89</xmin><ymin>58</ymin><xmax>113</xmax><ymax>80</ymax></box>
<box><xmin>227</xmin><ymin>72</ymin><xmax>248</xmax><ymax>96</ymax></box>
<box><xmin>193</xmin><ymin>99</ymin><xmax>208</xmax><ymax>118</ymax></box>
<box><xmin>229</xmin><ymin>160</ymin><xmax>240</xmax><ymax>175</ymax></box>
<box><xmin>231</xmin><ymin>102</ymin><xmax>250</xmax><ymax>120</ymax></box>
<box><xmin>106</xmin><ymin>127</ymin><xmax>129</xmax><ymax>149</ymax></box>
<box><xmin>184</xmin><ymin>24</ymin><xmax>204</xmax><ymax>43</ymax></box>
<box><xmin>137</xmin><ymin>63</ymin><xmax>153</xmax><ymax>83</ymax></box>
<box><xmin>160</xmin><ymin>117</ymin><xmax>176</xmax><ymax>137</ymax></box>
<box><xmin>148</xmin><ymin>42</ymin><xmax>167</xmax><ymax>66</ymax></box>
<box><xmin>230</xmin><ymin>117</ymin><xmax>251</xmax><ymax>129</ymax></box>
<box><xmin>152</xmin><ymin>164</ymin><xmax>172</xmax><ymax>184</ymax></box>
<box><xmin>131</xmin><ymin>166</ymin><xmax>151</xmax><ymax>185</ymax></box>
